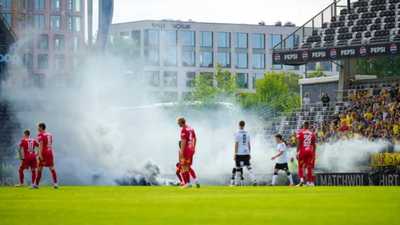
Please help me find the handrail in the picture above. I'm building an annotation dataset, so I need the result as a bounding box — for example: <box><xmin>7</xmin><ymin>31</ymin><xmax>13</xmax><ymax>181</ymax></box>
<box><xmin>272</xmin><ymin>0</ymin><xmax>343</xmax><ymax>50</ymax></box>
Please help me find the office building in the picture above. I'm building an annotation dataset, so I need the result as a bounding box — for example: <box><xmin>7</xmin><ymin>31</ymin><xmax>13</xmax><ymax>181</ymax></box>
<box><xmin>110</xmin><ymin>20</ymin><xmax>340</xmax><ymax>100</ymax></box>
<box><xmin>1</xmin><ymin>0</ymin><xmax>85</xmax><ymax>87</ymax></box>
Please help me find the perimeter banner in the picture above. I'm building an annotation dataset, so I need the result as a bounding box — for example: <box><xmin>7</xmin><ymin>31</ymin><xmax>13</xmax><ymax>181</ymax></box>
<box><xmin>316</xmin><ymin>173</ymin><xmax>400</xmax><ymax>186</ymax></box>
<box><xmin>370</xmin><ymin>153</ymin><xmax>400</xmax><ymax>167</ymax></box>
<box><xmin>272</xmin><ymin>42</ymin><xmax>400</xmax><ymax>65</ymax></box>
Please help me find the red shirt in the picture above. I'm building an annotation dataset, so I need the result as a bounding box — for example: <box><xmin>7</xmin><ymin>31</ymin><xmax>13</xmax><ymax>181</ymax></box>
<box><xmin>38</xmin><ymin>131</ymin><xmax>53</xmax><ymax>154</ymax></box>
<box><xmin>340</xmin><ymin>126</ymin><xmax>349</xmax><ymax>132</ymax></box>
<box><xmin>180</xmin><ymin>125</ymin><xmax>196</xmax><ymax>152</ymax></box>
<box><xmin>296</xmin><ymin>129</ymin><xmax>315</xmax><ymax>152</ymax></box>
<box><xmin>19</xmin><ymin>137</ymin><xmax>39</xmax><ymax>159</ymax></box>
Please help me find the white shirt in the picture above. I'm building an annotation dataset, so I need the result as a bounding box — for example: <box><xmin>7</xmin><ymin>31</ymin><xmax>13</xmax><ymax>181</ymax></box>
<box><xmin>303</xmin><ymin>97</ymin><xmax>311</xmax><ymax>106</ymax></box>
<box><xmin>235</xmin><ymin>130</ymin><xmax>250</xmax><ymax>155</ymax></box>
<box><xmin>276</xmin><ymin>142</ymin><xmax>288</xmax><ymax>164</ymax></box>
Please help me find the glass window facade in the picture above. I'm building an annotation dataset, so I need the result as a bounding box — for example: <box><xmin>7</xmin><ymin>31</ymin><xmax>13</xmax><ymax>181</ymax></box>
<box><xmin>37</xmin><ymin>34</ymin><xmax>48</xmax><ymax>50</ymax></box>
<box><xmin>132</xmin><ymin>30</ymin><xmax>141</xmax><ymax>45</ymax></box>
<box><xmin>253</xmin><ymin>73</ymin><xmax>265</xmax><ymax>88</ymax></box>
<box><xmin>186</xmin><ymin>72</ymin><xmax>196</xmax><ymax>87</ymax></box>
<box><xmin>235</xmin><ymin>53</ymin><xmax>248</xmax><ymax>69</ymax></box>
<box><xmin>3</xmin><ymin>13</ymin><xmax>11</xmax><ymax>25</ymax></box>
<box><xmin>182</xmin><ymin>92</ymin><xmax>192</xmax><ymax>101</ymax></box>
<box><xmin>51</xmin><ymin>0</ymin><xmax>61</xmax><ymax>11</ymax></box>
<box><xmin>200</xmin><ymin>32</ymin><xmax>213</xmax><ymax>47</ymax></box>
<box><xmin>67</xmin><ymin>16</ymin><xmax>82</xmax><ymax>31</ymax></box>
<box><xmin>18</xmin><ymin>14</ymin><xmax>26</xmax><ymax>29</ymax></box>
<box><xmin>144</xmin><ymin>71</ymin><xmax>159</xmax><ymax>87</ymax></box>
<box><xmin>145</xmin><ymin>50</ymin><xmax>159</xmax><ymax>66</ymax></box>
<box><xmin>217</xmin><ymin>52</ymin><xmax>231</xmax><ymax>68</ymax></box>
<box><xmin>34</xmin><ymin>14</ymin><xmax>45</xmax><ymax>30</ymax></box>
<box><xmin>25</xmin><ymin>54</ymin><xmax>33</xmax><ymax>70</ymax></box>
<box><xmin>164</xmin><ymin>71</ymin><xmax>178</xmax><ymax>87</ymax></box>
<box><xmin>54</xmin><ymin>35</ymin><xmax>65</xmax><ymax>50</ymax></box>
<box><xmin>120</xmin><ymin>32</ymin><xmax>130</xmax><ymax>40</ymax></box>
<box><xmin>37</xmin><ymin>54</ymin><xmax>49</xmax><ymax>70</ymax></box>
<box><xmin>218</xmin><ymin>32</ymin><xmax>231</xmax><ymax>48</ymax></box>
<box><xmin>182</xmin><ymin>31</ymin><xmax>195</xmax><ymax>46</ymax></box>
<box><xmin>67</xmin><ymin>0</ymin><xmax>82</xmax><ymax>12</ymax></box>
<box><xmin>252</xmin><ymin>53</ymin><xmax>265</xmax><ymax>69</ymax></box>
<box><xmin>54</xmin><ymin>55</ymin><xmax>65</xmax><ymax>70</ymax></box>
<box><xmin>3</xmin><ymin>0</ymin><xmax>12</xmax><ymax>9</ymax></box>
<box><xmin>236</xmin><ymin>73</ymin><xmax>248</xmax><ymax>89</ymax></box>
<box><xmin>164</xmin><ymin>50</ymin><xmax>177</xmax><ymax>67</ymax></box>
<box><xmin>163</xmin><ymin>30</ymin><xmax>177</xmax><ymax>46</ymax></box>
<box><xmin>35</xmin><ymin>0</ymin><xmax>45</xmax><ymax>10</ymax></box>
<box><xmin>200</xmin><ymin>52</ymin><xmax>213</xmax><ymax>68</ymax></box>
<box><xmin>182</xmin><ymin>51</ymin><xmax>195</xmax><ymax>67</ymax></box>
<box><xmin>270</xmin><ymin>35</ymin><xmax>283</xmax><ymax>69</ymax></box>
<box><xmin>70</xmin><ymin>36</ymin><xmax>80</xmax><ymax>51</ymax></box>
<box><xmin>51</xmin><ymin>15</ymin><xmax>61</xmax><ymax>30</ymax></box>
<box><xmin>252</xmin><ymin>34</ymin><xmax>265</xmax><ymax>49</ymax></box>
<box><xmin>321</xmin><ymin>62</ymin><xmax>332</xmax><ymax>71</ymax></box>
<box><xmin>235</xmin><ymin>33</ymin><xmax>248</xmax><ymax>48</ymax></box>
<box><xmin>144</xmin><ymin>29</ymin><xmax>159</xmax><ymax>46</ymax></box>
<box><xmin>307</xmin><ymin>62</ymin><xmax>316</xmax><ymax>71</ymax></box>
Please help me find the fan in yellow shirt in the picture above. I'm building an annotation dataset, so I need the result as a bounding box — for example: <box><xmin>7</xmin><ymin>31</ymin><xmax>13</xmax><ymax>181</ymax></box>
<box><xmin>365</xmin><ymin>111</ymin><xmax>373</xmax><ymax>120</ymax></box>
<box><xmin>393</xmin><ymin>124</ymin><xmax>399</xmax><ymax>135</ymax></box>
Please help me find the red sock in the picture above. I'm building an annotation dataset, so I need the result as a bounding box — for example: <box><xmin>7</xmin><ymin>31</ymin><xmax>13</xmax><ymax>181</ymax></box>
<box><xmin>51</xmin><ymin>170</ymin><xmax>57</xmax><ymax>183</ymax></box>
<box><xmin>307</xmin><ymin>168</ymin><xmax>312</xmax><ymax>183</ymax></box>
<box><xmin>298</xmin><ymin>166</ymin><xmax>304</xmax><ymax>180</ymax></box>
<box><xmin>19</xmin><ymin>170</ymin><xmax>24</xmax><ymax>184</ymax></box>
<box><xmin>183</xmin><ymin>171</ymin><xmax>190</xmax><ymax>184</ymax></box>
<box><xmin>176</xmin><ymin>172</ymin><xmax>183</xmax><ymax>183</ymax></box>
<box><xmin>31</xmin><ymin>170</ymin><xmax>36</xmax><ymax>184</ymax></box>
<box><xmin>35</xmin><ymin>170</ymin><xmax>42</xmax><ymax>186</ymax></box>
<box><xmin>189</xmin><ymin>168</ymin><xmax>196</xmax><ymax>179</ymax></box>
<box><xmin>311</xmin><ymin>175</ymin><xmax>315</xmax><ymax>183</ymax></box>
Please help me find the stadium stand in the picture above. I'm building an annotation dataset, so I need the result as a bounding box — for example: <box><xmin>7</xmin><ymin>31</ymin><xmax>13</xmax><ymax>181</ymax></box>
<box><xmin>260</xmin><ymin>84</ymin><xmax>400</xmax><ymax>150</ymax></box>
<box><xmin>299</xmin><ymin>0</ymin><xmax>400</xmax><ymax>49</ymax></box>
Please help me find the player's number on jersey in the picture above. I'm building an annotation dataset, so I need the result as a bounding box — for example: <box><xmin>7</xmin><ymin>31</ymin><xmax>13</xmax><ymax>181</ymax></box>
<box><xmin>304</xmin><ymin>134</ymin><xmax>312</xmax><ymax>146</ymax></box>
<box><xmin>47</xmin><ymin>136</ymin><xmax>52</xmax><ymax>146</ymax></box>
<box><xmin>27</xmin><ymin>141</ymin><xmax>34</xmax><ymax>152</ymax></box>
<box><xmin>242</xmin><ymin>134</ymin><xmax>246</xmax><ymax>145</ymax></box>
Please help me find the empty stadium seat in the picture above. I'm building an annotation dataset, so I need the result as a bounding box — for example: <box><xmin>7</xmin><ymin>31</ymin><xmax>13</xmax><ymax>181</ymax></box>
<box><xmin>298</xmin><ymin>0</ymin><xmax>400</xmax><ymax>49</ymax></box>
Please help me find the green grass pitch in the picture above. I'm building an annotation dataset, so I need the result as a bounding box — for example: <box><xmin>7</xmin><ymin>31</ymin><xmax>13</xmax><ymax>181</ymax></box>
<box><xmin>0</xmin><ymin>186</ymin><xmax>399</xmax><ymax>225</ymax></box>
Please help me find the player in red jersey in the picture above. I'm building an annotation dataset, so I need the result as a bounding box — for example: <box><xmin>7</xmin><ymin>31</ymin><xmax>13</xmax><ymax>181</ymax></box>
<box><xmin>300</xmin><ymin>153</ymin><xmax>316</xmax><ymax>186</ymax></box>
<box><xmin>296</xmin><ymin>122</ymin><xmax>316</xmax><ymax>186</ymax></box>
<box><xmin>34</xmin><ymin>122</ymin><xmax>58</xmax><ymax>189</ymax></box>
<box><xmin>14</xmin><ymin>129</ymin><xmax>39</xmax><ymax>188</ymax></box>
<box><xmin>177</xmin><ymin>117</ymin><xmax>199</xmax><ymax>188</ymax></box>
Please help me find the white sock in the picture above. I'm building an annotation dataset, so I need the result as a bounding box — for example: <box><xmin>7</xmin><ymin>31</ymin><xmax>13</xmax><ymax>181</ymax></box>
<box><xmin>230</xmin><ymin>178</ymin><xmax>235</xmax><ymax>185</ymax></box>
<box><xmin>54</xmin><ymin>183</ymin><xmax>58</xmax><ymax>186</ymax></box>
<box><xmin>300</xmin><ymin>177</ymin><xmax>305</xmax><ymax>182</ymax></box>
<box><xmin>240</xmin><ymin>179</ymin><xmax>244</xmax><ymax>185</ymax></box>
<box><xmin>288</xmin><ymin>174</ymin><xmax>294</xmax><ymax>184</ymax></box>
<box><xmin>248</xmin><ymin>168</ymin><xmax>256</xmax><ymax>181</ymax></box>
<box><xmin>272</xmin><ymin>175</ymin><xmax>278</xmax><ymax>185</ymax></box>
<box><xmin>306</xmin><ymin>182</ymin><xmax>310</xmax><ymax>185</ymax></box>
<box><xmin>235</xmin><ymin>171</ymin><xmax>241</xmax><ymax>185</ymax></box>
<box><xmin>194</xmin><ymin>178</ymin><xmax>199</xmax><ymax>182</ymax></box>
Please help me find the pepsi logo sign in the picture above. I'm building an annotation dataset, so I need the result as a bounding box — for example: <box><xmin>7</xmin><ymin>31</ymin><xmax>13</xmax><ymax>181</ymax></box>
<box><xmin>274</xmin><ymin>54</ymin><xmax>280</xmax><ymax>63</ymax></box>
<box><xmin>390</xmin><ymin>44</ymin><xmax>397</xmax><ymax>54</ymax></box>
<box><xmin>302</xmin><ymin>51</ymin><xmax>308</xmax><ymax>60</ymax></box>
<box><xmin>330</xmin><ymin>49</ymin><xmax>337</xmax><ymax>58</ymax></box>
<box><xmin>360</xmin><ymin>46</ymin><xmax>367</xmax><ymax>56</ymax></box>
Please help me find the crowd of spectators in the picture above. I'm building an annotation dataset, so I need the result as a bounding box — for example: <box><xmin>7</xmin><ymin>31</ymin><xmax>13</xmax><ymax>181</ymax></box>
<box><xmin>290</xmin><ymin>85</ymin><xmax>400</xmax><ymax>149</ymax></box>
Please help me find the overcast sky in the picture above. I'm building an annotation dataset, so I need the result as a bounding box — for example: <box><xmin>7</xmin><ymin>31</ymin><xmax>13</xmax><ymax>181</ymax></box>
<box><xmin>87</xmin><ymin>0</ymin><xmax>343</xmax><ymax>35</ymax></box>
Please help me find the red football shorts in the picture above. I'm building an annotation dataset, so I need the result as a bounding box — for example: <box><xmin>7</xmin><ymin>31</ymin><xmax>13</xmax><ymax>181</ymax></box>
<box><xmin>19</xmin><ymin>157</ymin><xmax>37</xmax><ymax>170</ymax></box>
<box><xmin>180</xmin><ymin>150</ymin><xmax>193</xmax><ymax>166</ymax></box>
<box><xmin>37</xmin><ymin>153</ymin><xmax>54</xmax><ymax>167</ymax></box>
<box><xmin>298</xmin><ymin>150</ymin><xmax>314</xmax><ymax>168</ymax></box>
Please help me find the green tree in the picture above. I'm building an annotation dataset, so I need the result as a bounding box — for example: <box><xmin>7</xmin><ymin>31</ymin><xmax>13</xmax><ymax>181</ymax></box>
<box><xmin>356</xmin><ymin>56</ymin><xmax>400</xmax><ymax>77</ymax></box>
<box><xmin>306</xmin><ymin>66</ymin><xmax>328</xmax><ymax>78</ymax></box>
<box><xmin>191</xmin><ymin>64</ymin><xmax>238</xmax><ymax>104</ymax></box>
<box><xmin>282</xmin><ymin>71</ymin><xmax>301</xmax><ymax>93</ymax></box>
<box><xmin>238</xmin><ymin>71</ymin><xmax>300</xmax><ymax>115</ymax></box>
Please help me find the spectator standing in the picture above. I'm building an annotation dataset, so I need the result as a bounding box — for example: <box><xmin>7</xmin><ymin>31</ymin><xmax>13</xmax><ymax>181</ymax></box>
<box><xmin>303</xmin><ymin>92</ymin><xmax>311</xmax><ymax>108</ymax></box>
<box><xmin>321</xmin><ymin>92</ymin><xmax>331</xmax><ymax>107</ymax></box>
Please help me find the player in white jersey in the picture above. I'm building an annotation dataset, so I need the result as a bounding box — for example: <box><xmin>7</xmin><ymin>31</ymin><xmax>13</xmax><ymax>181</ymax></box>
<box><xmin>269</xmin><ymin>134</ymin><xmax>294</xmax><ymax>186</ymax></box>
<box><xmin>234</xmin><ymin>120</ymin><xmax>257</xmax><ymax>186</ymax></box>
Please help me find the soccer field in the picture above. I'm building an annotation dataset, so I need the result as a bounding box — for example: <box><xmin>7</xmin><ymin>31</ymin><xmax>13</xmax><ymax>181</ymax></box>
<box><xmin>0</xmin><ymin>186</ymin><xmax>399</xmax><ymax>225</ymax></box>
